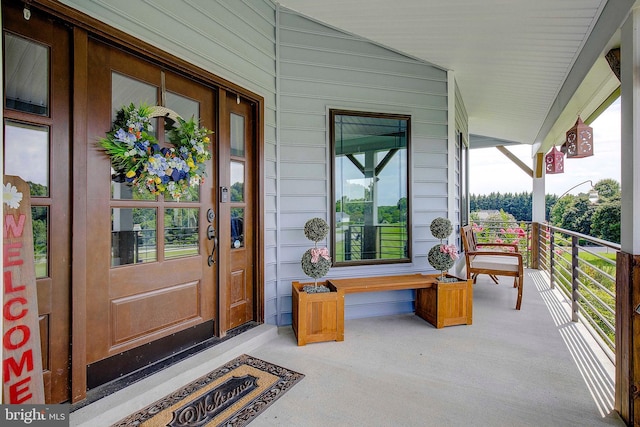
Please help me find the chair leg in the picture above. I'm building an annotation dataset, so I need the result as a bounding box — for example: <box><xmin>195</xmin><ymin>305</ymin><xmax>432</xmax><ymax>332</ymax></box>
<box><xmin>513</xmin><ymin>277</ymin><xmax>517</xmax><ymax>288</ymax></box>
<box><xmin>489</xmin><ymin>275</ymin><xmax>499</xmax><ymax>284</ymax></box>
<box><xmin>515</xmin><ymin>275</ymin><xmax>523</xmax><ymax>310</ymax></box>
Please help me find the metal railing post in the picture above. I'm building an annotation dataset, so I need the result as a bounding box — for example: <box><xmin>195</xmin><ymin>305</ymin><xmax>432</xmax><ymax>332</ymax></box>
<box><xmin>571</xmin><ymin>235</ymin><xmax>579</xmax><ymax>322</ymax></box>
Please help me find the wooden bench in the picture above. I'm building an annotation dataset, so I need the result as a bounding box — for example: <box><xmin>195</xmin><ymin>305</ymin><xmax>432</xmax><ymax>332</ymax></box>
<box><xmin>292</xmin><ymin>273</ymin><xmax>472</xmax><ymax>345</ymax></box>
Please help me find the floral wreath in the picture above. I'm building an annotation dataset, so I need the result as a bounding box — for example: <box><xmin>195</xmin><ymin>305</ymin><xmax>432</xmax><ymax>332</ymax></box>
<box><xmin>99</xmin><ymin>103</ymin><xmax>212</xmax><ymax>200</ymax></box>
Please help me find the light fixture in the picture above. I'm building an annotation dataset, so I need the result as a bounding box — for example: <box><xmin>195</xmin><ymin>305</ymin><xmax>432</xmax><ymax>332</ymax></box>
<box><xmin>236</xmin><ymin>94</ymin><xmax>240</xmax><ymax>104</ymax></box>
<box><xmin>544</xmin><ymin>146</ymin><xmax>564</xmax><ymax>174</ymax></box>
<box><xmin>566</xmin><ymin>116</ymin><xmax>594</xmax><ymax>158</ymax></box>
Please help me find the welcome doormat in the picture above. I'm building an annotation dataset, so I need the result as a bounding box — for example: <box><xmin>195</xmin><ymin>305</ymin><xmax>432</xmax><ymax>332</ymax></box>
<box><xmin>112</xmin><ymin>354</ymin><xmax>304</xmax><ymax>427</ymax></box>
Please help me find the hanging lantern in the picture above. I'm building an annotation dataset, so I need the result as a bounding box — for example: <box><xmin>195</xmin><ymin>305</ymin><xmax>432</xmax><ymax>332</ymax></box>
<box><xmin>545</xmin><ymin>146</ymin><xmax>564</xmax><ymax>174</ymax></box>
<box><xmin>566</xmin><ymin>116</ymin><xmax>594</xmax><ymax>158</ymax></box>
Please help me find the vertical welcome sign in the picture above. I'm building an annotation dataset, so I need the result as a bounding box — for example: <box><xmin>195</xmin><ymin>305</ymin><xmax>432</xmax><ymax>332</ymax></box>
<box><xmin>2</xmin><ymin>175</ymin><xmax>45</xmax><ymax>404</ymax></box>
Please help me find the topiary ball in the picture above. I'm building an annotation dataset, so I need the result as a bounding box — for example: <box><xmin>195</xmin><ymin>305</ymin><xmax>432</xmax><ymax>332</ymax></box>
<box><xmin>301</xmin><ymin>249</ymin><xmax>331</xmax><ymax>279</ymax></box>
<box><xmin>430</xmin><ymin>217</ymin><xmax>452</xmax><ymax>240</ymax></box>
<box><xmin>304</xmin><ymin>217</ymin><xmax>329</xmax><ymax>242</ymax></box>
<box><xmin>428</xmin><ymin>244</ymin><xmax>455</xmax><ymax>272</ymax></box>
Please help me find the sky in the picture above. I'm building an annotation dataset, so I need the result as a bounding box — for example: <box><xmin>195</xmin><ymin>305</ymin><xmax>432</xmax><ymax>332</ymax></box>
<box><xmin>469</xmin><ymin>98</ymin><xmax>621</xmax><ymax>197</ymax></box>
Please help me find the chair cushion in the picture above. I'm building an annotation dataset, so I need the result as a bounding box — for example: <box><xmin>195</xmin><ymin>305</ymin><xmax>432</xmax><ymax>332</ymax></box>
<box><xmin>470</xmin><ymin>254</ymin><xmax>520</xmax><ymax>272</ymax></box>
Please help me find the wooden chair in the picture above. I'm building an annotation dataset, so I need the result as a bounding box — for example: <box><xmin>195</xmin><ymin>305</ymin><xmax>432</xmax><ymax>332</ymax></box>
<box><xmin>461</xmin><ymin>225</ymin><xmax>523</xmax><ymax>310</ymax></box>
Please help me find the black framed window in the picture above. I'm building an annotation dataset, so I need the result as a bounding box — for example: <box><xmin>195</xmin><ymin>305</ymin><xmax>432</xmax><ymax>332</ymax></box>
<box><xmin>331</xmin><ymin>110</ymin><xmax>410</xmax><ymax>265</ymax></box>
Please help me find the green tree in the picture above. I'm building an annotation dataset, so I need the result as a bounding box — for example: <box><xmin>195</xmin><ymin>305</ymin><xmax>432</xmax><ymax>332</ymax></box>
<box><xmin>594</xmin><ymin>179</ymin><xmax>620</xmax><ymax>201</ymax></box>
<box><xmin>591</xmin><ymin>196</ymin><xmax>621</xmax><ymax>243</ymax></box>
<box><xmin>558</xmin><ymin>194</ymin><xmax>595</xmax><ymax>235</ymax></box>
<box><xmin>549</xmin><ymin>195</ymin><xmax>575</xmax><ymax>226</ymax></box>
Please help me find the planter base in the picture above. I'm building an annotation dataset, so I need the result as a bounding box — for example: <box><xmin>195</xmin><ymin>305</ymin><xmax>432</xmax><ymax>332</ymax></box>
<box><xmin>415</xmin><ymin>276</ymin><xmax>473</xmax><ymax>328</ymax></box>
<box><xmin>292</xmin><ymin>281</ymin><xmax>344</xmax><ymax>346</ymax></box>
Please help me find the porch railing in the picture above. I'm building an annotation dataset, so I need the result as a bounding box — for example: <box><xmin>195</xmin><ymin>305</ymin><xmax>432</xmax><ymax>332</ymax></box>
<box><xmin>538</xmin><ymin>223</ymin><xmax>618</xmax><ymax>355</ymax></box>
<box><xmin>471</xmin><ymin>220</ymin><xmax>618</xmax><ymax>358</ymax></box>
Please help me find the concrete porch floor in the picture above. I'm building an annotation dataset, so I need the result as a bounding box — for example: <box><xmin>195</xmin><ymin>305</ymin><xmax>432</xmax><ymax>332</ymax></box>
<box><xmin>71</xmin><ymin>270</ymin><xmax>624</xmax><ymax>426</ymax></box>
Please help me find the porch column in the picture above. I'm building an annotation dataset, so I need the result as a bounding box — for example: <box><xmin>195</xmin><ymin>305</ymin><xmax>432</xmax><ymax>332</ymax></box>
<box><xmin>531</xmin><ymin>152</ymin><xmax>545</xmax><ymax>269</ymax></box>
<box><xmin>616</xmin><ymin>5</ymin><xmax>640</xmax><ymax>424</ymax></box>
<box><xmin>531</xmin><ymin>152</ymin><xmax>546</xmax><ymax>224</ymax></box>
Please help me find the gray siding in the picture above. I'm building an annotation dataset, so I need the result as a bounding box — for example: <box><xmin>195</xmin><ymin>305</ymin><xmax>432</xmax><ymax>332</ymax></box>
<box><xmin>277</xmin><ymin>8</ymin><xmax>449</xmax><ymax>324</ymax></box>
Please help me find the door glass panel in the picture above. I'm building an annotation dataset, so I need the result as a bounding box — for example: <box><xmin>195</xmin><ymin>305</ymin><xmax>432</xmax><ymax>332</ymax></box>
<box><xmin>230</xmin><ymin>161</ymin><xmax>244</xmax><ymax>202</ymax></box>
<box><xmin>110</xmin><ymin>72</ymin><xmax>158</xmax><ymax>200</ymax></box>
<box><xmin>231</xmin><ymin>208</ymin><xmax>244</xmax><ymax>249</ymax></box>
<box><xmin>165</xmin><ymin>92</ymin><xmax>199</xmax><ymax>129</ymax></box>
<box><xmin>32</xmin><ymin>206</ymin><xmax>48</xmax><ymax>278</ymax></box>
<box><xmin>4</xmin><ymin>33</ymin><xmax>49</xmax><ymax>115</ymax></box>
<box><xmin>111</xmin><ymin>208</ymin><xmax>157</xmax><ymax>266</ymax></box>
<box><xmin>165</xmin><ymin>92</ymin><xmax>201</xmax><ymax>202</ymax></box>
<box><xmin>230</xmin><ymin>113</ymin><xmax>245</xmax><ymax>157</ymax></box>
<box><xmin>4</xmin><ymin>121</ymin><xmax>49</xmax><ymax>197</ymax></box>
<box><xmin>164</xmin><ymin>208</ymin><xmax>199</xmax><ymax>259</ymax></box>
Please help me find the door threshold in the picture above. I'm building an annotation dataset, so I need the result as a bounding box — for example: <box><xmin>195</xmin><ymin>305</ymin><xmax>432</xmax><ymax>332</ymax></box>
<box><xmin>71</xmin><ymin>321</ymin><xmax>259</xmax><ymax>411</ymax></box>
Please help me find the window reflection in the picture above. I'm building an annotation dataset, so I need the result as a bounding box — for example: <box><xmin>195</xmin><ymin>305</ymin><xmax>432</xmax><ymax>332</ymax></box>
<box><xmin>164</xmin><ymin>208</ymin><xmax>199</xmax><ymax>259</ymax></box>
<box><xmin>4</xmin><ymin>121</ymin><xmax>49</xmax><ymax>197</ymax></box>
<box><xmin>4</xmin><ymin>33</ymin><xmax>49</xmax><ymax>115</ymax></box>
<box><xmin>230</xmin><ymin>161</ymin><xmax>244</xmax><ymax>202</ymax></box>
<box><xmin>230</xmin><ymin>113</ymin><xmax>245</xmax><ymax>157</ymax></box>
<box><xmin>231</xmin><ymin>208</ymin><xmax>244</xmax><ymax>249</ymax></box>
<box><xmin>111</xmin><ymin>208</ymin><xmax>157</xmax><ymax>266</ymax></box>
<box><xmin>32</xmin><ymin>207</ymin><xmax>48</xmax><ymax>278</ymax></box>
<box><xmin>332</xmin><ymin>111</ymin><xmax>409</xmax><ymax>264</ymax></box>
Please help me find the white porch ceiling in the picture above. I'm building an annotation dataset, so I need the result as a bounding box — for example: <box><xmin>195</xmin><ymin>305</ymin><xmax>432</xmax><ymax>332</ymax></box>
<box><xmin>277</xmin><ymin>0</ymin><xmax>629</xmax><ymax>153</ymax></box>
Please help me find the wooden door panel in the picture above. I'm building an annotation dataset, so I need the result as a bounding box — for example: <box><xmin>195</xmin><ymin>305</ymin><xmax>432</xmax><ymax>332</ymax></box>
<box><xmin>110</xmin><ymin>281</ymin><xmax>200</xmax><ymax>345</ymax></box>
<box><xmin>85</xmin><ymin>40</ymin><xmax>217</xmax><ymax>369</ymax></box>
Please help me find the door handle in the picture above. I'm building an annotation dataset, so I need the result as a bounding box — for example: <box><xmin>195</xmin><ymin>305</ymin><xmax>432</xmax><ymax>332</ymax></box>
<box><xmin>208</xmin><ymin>236</ymin><xmax>218</xmax><ymax>267</ymax></box>
<box><xmin>206</xmin><ymin>210</ymin><xmax>216</xmax><ymax>266</ymax></box>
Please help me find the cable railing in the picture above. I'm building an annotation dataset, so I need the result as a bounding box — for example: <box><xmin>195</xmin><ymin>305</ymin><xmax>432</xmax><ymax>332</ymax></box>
<box><xmin>538</xmin><ymin>223</ymin><xmax>618</xmax><ymax>356</ymax></box>
<box><xmin>471</xmin><ymin>220</ymin><xmax>618</xmax><ymax>358</ymax></box>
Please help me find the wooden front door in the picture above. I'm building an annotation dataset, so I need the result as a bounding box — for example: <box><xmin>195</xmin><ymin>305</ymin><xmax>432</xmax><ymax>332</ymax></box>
<box><xmin>3</xmin><ymin>3</ymin><xmax>71</xmax><ymax>403</ymax></box>
<box><xmin>219</xmin><ymin>91</ymin><xmax>256</xmax><ymax>331</ymax></box>
<box><xmin>84</xmin><ymin>40</ymin><xmax>218</xmax><ymax>386</ymax></box>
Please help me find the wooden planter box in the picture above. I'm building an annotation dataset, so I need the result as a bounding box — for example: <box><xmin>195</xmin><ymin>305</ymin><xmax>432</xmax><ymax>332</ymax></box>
<box><xmin>292</xmin><ymin>281</ymin><xmax>344</xmax><ymax>346</ymax></box>
<box><xmin>415</xmin><ymin>275</ymin><xmax>472</xmax><ymax>328</ymax></box>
